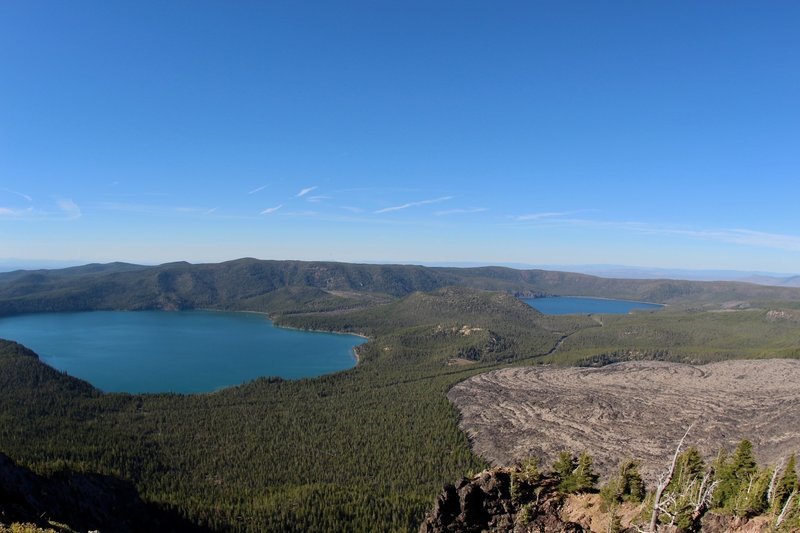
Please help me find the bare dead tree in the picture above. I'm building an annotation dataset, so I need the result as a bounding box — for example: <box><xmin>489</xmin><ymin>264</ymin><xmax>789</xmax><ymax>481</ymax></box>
<box><xmin>767</xmin><ymin>457</ymin><xmax>786</xmax><ymax>510</ymax></box>
<box><xmin>690</xmin><ymin>469</ymin><xmax>719</xmax><ymax>526</ymax></box>
<box><xmin>657</xmin><ymin>495</ymin><xmax>677</xmax><ymax>527</ymax></box>
<box><xmin>776</xmin><ymin>490</ymin><xmax>796</xmax><ymax>528</ymax></box>
<box><xmin>648</xmin><ymin>424</ymin><xmax>693</xmax><ymax>533</ymax></box>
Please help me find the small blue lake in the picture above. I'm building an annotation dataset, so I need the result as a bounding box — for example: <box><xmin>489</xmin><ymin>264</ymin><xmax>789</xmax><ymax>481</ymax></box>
<box><xmin>521</xmin><ymin>296</ymin><xmax>663</xmax><ymax>315</ymax></box>
<box><xmin>0</xmin><ymin>310</ymin><xmax>364</xmax><ymax>394</ymax></box>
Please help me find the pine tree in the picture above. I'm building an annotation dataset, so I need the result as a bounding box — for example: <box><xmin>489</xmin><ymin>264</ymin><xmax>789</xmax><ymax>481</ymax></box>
<box><xmin>730</xmin><ymin>440</ymin><xmax>757</xmax><ymax>479</ymax></box>
<box><xmin>511</xmin><ymin>457</ymin><xmax>541</xmax><ymax>503</ymax></box>
<box><xmin>714</xmin><ymin>440</ymin><xmax>758</xmax><ymax>511</ymax></box>
<box><xmin>672</xmin><ymin>446</ymin><xmax>705</xmax><ymax>488</ymax></box>
<box><xmin>573</xmin><ymin>452</ymin><xmax>598</xmax><ymax>493</ymax></box>
<box><xmin>553</xmin><ymin>451</ymin><xmax>575</xmax><ymax>479</ymax></box>
<box><xmin>737</xmin><ymin>467</ymin><xmax>771</xmax><ymax>517</ymax></box>
<box><xmin>711</xmin><ymin>449</ymin><xmax>730</xmax><ymax>509</ymax></box>
<box><xmin>553</xmin><ymin>451</ymin><xmax>577</xmax><ymax>492</ymax></box>
<box><xmin>609</xmin><ymin>510</ymin><xmax>624</xmax><ymax>533</ymax></box>
<box><xmin>600</xmin><ymin>459</ymin><xmax>646</xmax><ymax>507</ymax></box>
<box><xmin>620</xmin><ymin>460</ymin><xmax>646</xmax><ymax>503</ymax></box>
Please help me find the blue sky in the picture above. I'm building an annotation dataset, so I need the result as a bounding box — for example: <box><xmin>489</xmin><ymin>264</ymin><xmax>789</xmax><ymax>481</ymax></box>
<box><xmin>2</xmin><ymin>1</ymin><xmax>799</xmax><ymax>271</ymax></box>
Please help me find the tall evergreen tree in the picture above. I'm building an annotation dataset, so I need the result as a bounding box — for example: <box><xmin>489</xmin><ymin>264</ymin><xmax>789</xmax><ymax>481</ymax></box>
<box><xmin>573</xmin><ymin>452</ymin><xmax>598</xmax><ymax>493</ymax></box>
<box><xmin>553</xmin><ymin>451</ymin><xmax>575</xmax><ymax>479</ymax></box>
<box><xmin>600</xmin><ymin>459</ymin><xmax>646</xmax><ymax>507</ymax></box>
<box><xmin>673</xmin><ymin>447</ymin><xmax>705</xmax><ymax>487</ymax></box>
<box><xmin>730</xmin><ymin>440</ymin><xmax>758</xmax><ymax>479</ymax></box>
<box><xmin>714</xmin><ymin>440</ymin><xmax>758</xmax><ymax>511</ymax></box>
<box><xmin>553</xmin><ymin>451</ymin><xmax>577</xmax><ymax>492</ymax></box>
<box><xmin>620</xmin><ymin>460</ymin><xmax>646</xmax><ymax>503</ymax></box>
<box><xmin>740</xmin><ymin>467</ymin><xmax>771</xmax><ymax>516</ymax></box>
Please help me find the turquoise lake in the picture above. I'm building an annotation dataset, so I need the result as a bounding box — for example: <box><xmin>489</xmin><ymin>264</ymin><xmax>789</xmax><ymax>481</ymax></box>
<box><xmin>522</xmin><ymin>296</ymin><xmax>663</xmax><ymax>315</ymax></box>
<box><xmin>0</xmin><ymin>310</ymin><xmax>364</xmax><ymax>394</ymax></box>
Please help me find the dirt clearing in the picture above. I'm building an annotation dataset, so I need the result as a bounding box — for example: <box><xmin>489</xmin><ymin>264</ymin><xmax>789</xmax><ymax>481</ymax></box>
<box><xmin>449</xmin><ymin>359</ymin><xmax>800</xmax><ymax>481</ymax></box>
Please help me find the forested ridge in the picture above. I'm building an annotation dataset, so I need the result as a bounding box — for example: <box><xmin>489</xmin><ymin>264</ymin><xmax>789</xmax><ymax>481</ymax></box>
<box><xmin>3</xmin><ymin>258</ymin><xmax>800</xmax><ymax>317</ymax></box>
<box><xmin>2</xmin><ymin>260</ymin><xmax>800</xmax><ymax>531</ymax></box>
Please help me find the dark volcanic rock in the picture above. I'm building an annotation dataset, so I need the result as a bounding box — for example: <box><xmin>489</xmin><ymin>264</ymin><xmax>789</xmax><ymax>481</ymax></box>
<box><xmin>419</xmin><ymin>468</ymin><xmax>586</xmax><ymax>533</ymax></box>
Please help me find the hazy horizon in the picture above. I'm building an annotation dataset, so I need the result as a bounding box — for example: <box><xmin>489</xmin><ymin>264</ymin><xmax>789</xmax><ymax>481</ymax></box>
<box><xmin>2</xmin><ymin>257</ymin><xmax>798</xmax><ymax>285</ymax></box>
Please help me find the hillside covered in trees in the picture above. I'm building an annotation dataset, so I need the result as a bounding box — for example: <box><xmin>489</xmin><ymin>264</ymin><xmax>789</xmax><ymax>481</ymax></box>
<box><xmin>3</xmin><ymin>258</ymin><xmax>800</xmax><ymax>317</ymax></box>
<box><xmin>2</xmin><ymin>260</ymin><xmax>800</xmax><ymax>531</ymax></box>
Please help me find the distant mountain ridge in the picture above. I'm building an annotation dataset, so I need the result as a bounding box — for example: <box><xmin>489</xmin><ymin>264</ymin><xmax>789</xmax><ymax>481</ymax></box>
<box><xmin>740</xmin><ymin>274</ymin><xmax>800</xmax><ymax>288</ymax></box>
<box><xmin>1</xmin><ymin>258</ymin><xmax>800</xmax><ymax>317</ymax></box>
<box><xmin>0</xmin><ymin>261</ymin><xmax>150</xmax><ymax>283</ymax></box>
<box><xmin>563</xmin><ymin>265</ymin><xmax>800</xmax><ymax>287</ymax></box>
<box><xmin>479</xmin><ymin>264</ymin><xmax>800</xmax><ymax>287</ymax></box>
<box><xmin>5</xmin><ymin>259</ymin><xmax>800</xmax><ymax>286</ymax></box>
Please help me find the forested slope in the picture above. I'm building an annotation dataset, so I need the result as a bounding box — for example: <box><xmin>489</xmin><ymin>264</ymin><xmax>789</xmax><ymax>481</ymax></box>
<box><xmin>3</xmin><ymin>261</ymin><xmax>800</xmax><ymax>531</ymax></box>
<box><xmin>2</xmin><ymin>284</ymin><xmax>578</xmax><ymax>531</ymax></box>
<box><xmin>2</xmin><ymin>258</ymin><xmax>800</xmax><ymax>317</ymax></box>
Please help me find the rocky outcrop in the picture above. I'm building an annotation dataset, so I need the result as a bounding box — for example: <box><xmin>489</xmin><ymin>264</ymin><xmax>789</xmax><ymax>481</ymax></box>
<box><xmin>419</xmin><ymin>468</ymin><xmax>586</xmax><ymax>533</ymax></box>
<box><xmin>420</xmin><ymin>467</ymin><xmax>776</xmax><ymax>533</ymax></box>
<box><xmin>699</xmin><ymin>513</ymin><xmax>771</xmax><ymax>533</ymax></box>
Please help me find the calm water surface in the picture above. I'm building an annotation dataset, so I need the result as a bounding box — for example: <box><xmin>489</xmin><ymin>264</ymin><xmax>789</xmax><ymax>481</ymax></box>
<box><xmin>0</xmin><ymin>310</ymin><xmax>364</xmax><ymax>394</ymax></box>
<box><xmin>522</xmin><ymin>296</ymin><xmax>663</xmax><ymax>315</ymax></box>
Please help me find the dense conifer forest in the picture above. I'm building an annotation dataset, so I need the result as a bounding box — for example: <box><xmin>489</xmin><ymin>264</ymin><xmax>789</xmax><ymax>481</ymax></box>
<box><xmin>2</xmin><ymin>260</ymin><xmax>800</xmax><ymax>531</ymax></box>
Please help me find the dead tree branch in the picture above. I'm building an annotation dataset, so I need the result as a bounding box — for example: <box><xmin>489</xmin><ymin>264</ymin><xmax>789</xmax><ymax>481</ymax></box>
<box><xmin>648</xmin><ymin>424</ymin><xmax>693</xmax><ymax>533</ymax></box>
<box><xmin>776</xmin><ymin>490</ymin><xmax>796</xmax><ymax>527</ymax></box>
<box><xmin>768</xmin><ymin>457</ymin><xmax>785</xmax><ymax>507</ymax></box>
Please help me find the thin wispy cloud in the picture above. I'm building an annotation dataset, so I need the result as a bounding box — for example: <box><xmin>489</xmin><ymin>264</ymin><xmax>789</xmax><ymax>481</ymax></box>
<box><xmin>512</xmin><ymin>212</ymin><xmax>800</xmax><ymax>254</ymax></box>
<box><xmin>296</xmin><ymin>186</ymin><xmax>317</xmax><ymax>198</ymax></box>
<box><xmin>57</xmin><ymin>198</ymin><xmax>81</xmax><ymax>220</ymax></box>
<box><xmin>260</xmin><ymin>204</ymin><xmax>283</xmax><ymax>214</ymax></box>
<box><xmin>0</xmin><ymin>207</ymin><xmax>34</xmax><ymax>217</ymax></box>
<box><xmin>614</xmin><ymin>223</ymin><xmax>800</xmax><ymax>253</ymax></box>
<box><xmin>335</xmin><ymin>186</ymin><xmax>424</xmax><ymax>194</ymax></box>
<box><xmin>435</xmin><ymin>207</ymin><xmax>488</xmax><ymax>216</ymax></box>
<box><xmin>657</xmin><ymin>227</ymin><xmax>800</xmax><ymax>253</ymax></box>
<box><xmin>247</xmin><ymin>185</ymin><xmax>267</xmax><ymax>195</ymax></box>
<box><xmin>375</xmin><ymin>196</ymin><xmax>453</xmax><ymax>214</ymax></box>
<box><xmin>2</xmin><ymin>189</ymin><xmax>33</xmax><ymax>202</ymax></box>
<box><xmin>94</xmin><ymin>202</ymin><xmax>218</xmax><ymax>216</ymax></box>
<box><xmin>285</xmin><ymin>210</ymin><xmax>319</xmax><ymax>217</ymax></box>
<box><xmin>307</xmin><ymin>195</ymin><xmax>332</xmax><ymax>203</ymax></box>
<box><xmin>102</xmin><ymin>192</ymin><xmax>170</xmax><ymax>198</ymax></box>
<box><xmin>204</xmin><ymin>207</ymin><xmax>219</xmax><ymax>215</ymax></box>
<box><xmin>1</xmin><ymin>198</ymin><xmax>81</xmax><ymax>220</ymax></box>
<box><xmin>515</xmin><ymin>211</ymin><xmax>570</xmax><ymax>221</ymax></box>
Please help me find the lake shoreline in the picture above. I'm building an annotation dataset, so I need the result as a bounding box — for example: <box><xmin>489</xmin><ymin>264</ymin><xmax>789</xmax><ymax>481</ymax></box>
<box><xmin>520</xmin><ymin>295</ymin><xmax>664</xmax><ymax>315</ymax></box>
<box><xmin>198</xmin><ymin>308</ymin><xmax>369</xmax><ymax>363</ymax></box>
<box><xmin>521</xmin><ymin>295</ymin><xmax>664</xmax><ymax>306</ymax></box>
<box><xmin>1</xmin><ymin>309</ymin><xmax>365</xmax><ymax>394</ymax></box>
